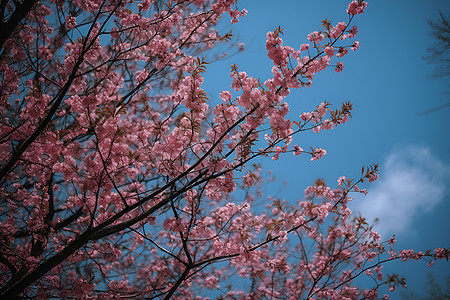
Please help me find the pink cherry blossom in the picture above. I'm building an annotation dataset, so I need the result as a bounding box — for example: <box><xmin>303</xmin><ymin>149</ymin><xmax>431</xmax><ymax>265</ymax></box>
<box><xmin>351</xmin><ymin>40</ymin><xmax>360</xmax><ymax>51</ymax></box>
<box><xmin>307</xmin><ymin>31</ymin><xmax>324</xmax><ymax>43</ymax></box>
<box><xmin>336</xmin><ymin>46</ymin><xmax>349</xmax><ymax>57</ymax></box>
<box><xmin>324</xmin><ymin>46</ymin><xmax>335</xmax><ymax>57</ymax></box>
<box><xmin>335</xmin><ymin>61</ymin><xmax>345</xmax><ymax>72</ymax></box>
<box><xmin>347</xmin><ymin>0</ymin><xmax>368</xmax><ymax>15</ymax></box>
<box><xmin>337</xmin><ymin>176</ymin><xmax>346</xmax><ymax>186</ymax></box>
<box><xmin>300</xmin><ymin>43</ymin><xmax>310</xmax><ymax>51</ymax></box>
<box><xmin>0</xmin><ymin>1</ymin><xmax>445</xmax><ymax>299</ymax></box>
<box><xmin>293</xmin><ymin>145</ymin><xmax>303</xmax><ymax>155</ymax></box>
<box><xmin>65</xmin><ymin>15</ymin><xmax>77</xmax><ymax>30</ymax></box>
<box><xmin>311</xmin><ymin>147</ymin><xmax>327</xmax><ymax>161</ymax></box>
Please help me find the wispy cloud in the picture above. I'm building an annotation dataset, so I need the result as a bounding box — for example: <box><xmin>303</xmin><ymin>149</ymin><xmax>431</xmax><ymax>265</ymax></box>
<box><xmin>351</xmin><ymin>146</ymin><xmax>449</xmax><ymax>238</ymax></box>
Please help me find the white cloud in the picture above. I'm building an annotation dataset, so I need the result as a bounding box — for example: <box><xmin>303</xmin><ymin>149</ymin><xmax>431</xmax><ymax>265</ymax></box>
<box><xmin>351</xmin><ymin>146</ymin><xmax>449</xmax><ymax>238</ymax></box>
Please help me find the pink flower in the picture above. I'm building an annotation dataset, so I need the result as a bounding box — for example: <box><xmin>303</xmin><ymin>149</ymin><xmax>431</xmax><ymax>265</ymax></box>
<box><xmin>65</xmin><ymin>15</ymin><xmax>77</xmax><ymax>30</ymax></box>
<box><xmin>229</xmin><ymin>8</ymin><xmax>247</xmax><ymax>24</ymax></box>
<box><xmin>311</xmin><ymin>147</ymin><xmax>327</xmax><ymax>161</ymax></box>
<box><xmin>369</xmin><ymin>230</ymin><xmax>381</xmax><ymax>242</ymax></box>
<box><xmin>300</xmin><ymin>112</ymin><xmax>312</xmax><ymax>120</ymax></box>
<box><xmin>330</xmin><ymin>22</ymin><xmax>347</xmax><ymax>39</ymax></box>
<box><xmin>335</xmin><ymin>62</ymin><xmax>344</xmax><ymax>72</ymax></box>
<box><xmin>347</xmin><ymin>1</ymin><xmax>368</xmax><ymax>15</ymax></box>
<box><xmin>300</xmin><ymin>43</ymin><xmax>310</xmax><ymax>51</ymax></box>
<box><xmin>137</xmin><ymin>0</ymin><xmax>151</xmax><ymax>11</ymax></box>
<box><xmin>38</xmin><ymin>45</ymin><xmax>53</xmax><ymax>61</ymax></box>
<box><xmin>311</xmin><ymin>203</ymin><xmax>332</xmax><ymax>220</ymax></box>
<box><xmin>434</xmin><ymin>248</ymin><xmax>447</xmax><ymax>259</ymax></box>
<box><xmin>351</xmin><ymin>41</ymin><xmax>360</xmax><ymax>51</ymax></box>
<box><xmin>348</xmin><ymin>26</ymin><xmax>359</xmax><ymax>38</ymax></box>
<box><xmin>388</xmin><ymin>236</ymin><xmax>397</xmax><ymax>245</ymax></box>
<box><xmin>135</xmin><ymin>70</ymin><xmax>149</xmax><ymax>85</ymax></box>
<box><xmin>324</xmin><ymin>46</ymin><xmax>334</xmax><ymax>57</ymax></box>
<box><xmin>293</xmin><ymin>145</ymin><xmax>303</xmax><ymax>156</ymax></box>
<box><xmin>204</xmin><ymin>276</ymin><xmax>219</xmax><ymax>288</ymax></box>
<box><xmin>367</xmin><ymin>172</ymin><xmax>379</xmax><ymax>182</ymax></box>
<box><xmin>336</xmin><ymin>47</ymin><xmax>349</xmax><ymax>58</ymax></box>
<box><xmin>337</xmin><ymin>176</ymin><xmax>346</xmax><ymax>186</ymax></box>
<box><xmin>307</xmin><ymin>31</ymin><xmax>324</xmax><ymax>43</ymax></box>
<box><xmin>219</xmin><ymin>90</ymin><xmax>232</xmax><ymax>102</ymax></box>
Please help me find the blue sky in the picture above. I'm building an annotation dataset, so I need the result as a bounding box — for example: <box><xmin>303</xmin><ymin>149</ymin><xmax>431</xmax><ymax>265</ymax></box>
<box><xmin>203</xmin><ymin>0</ymin><xmax>450</xmax><ymax>298</ymax></box>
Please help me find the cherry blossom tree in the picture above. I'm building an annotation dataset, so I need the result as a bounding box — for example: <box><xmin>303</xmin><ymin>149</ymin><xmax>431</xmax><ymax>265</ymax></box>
<box><xmin>0</xmin><ymin>0</ymin><xmax>40</xmax><ymax>49</ymax></box>
<box><xmin>0</xmin><ymin>0</ymin><xmax>448</xmax><ymax>298</ymax></box>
